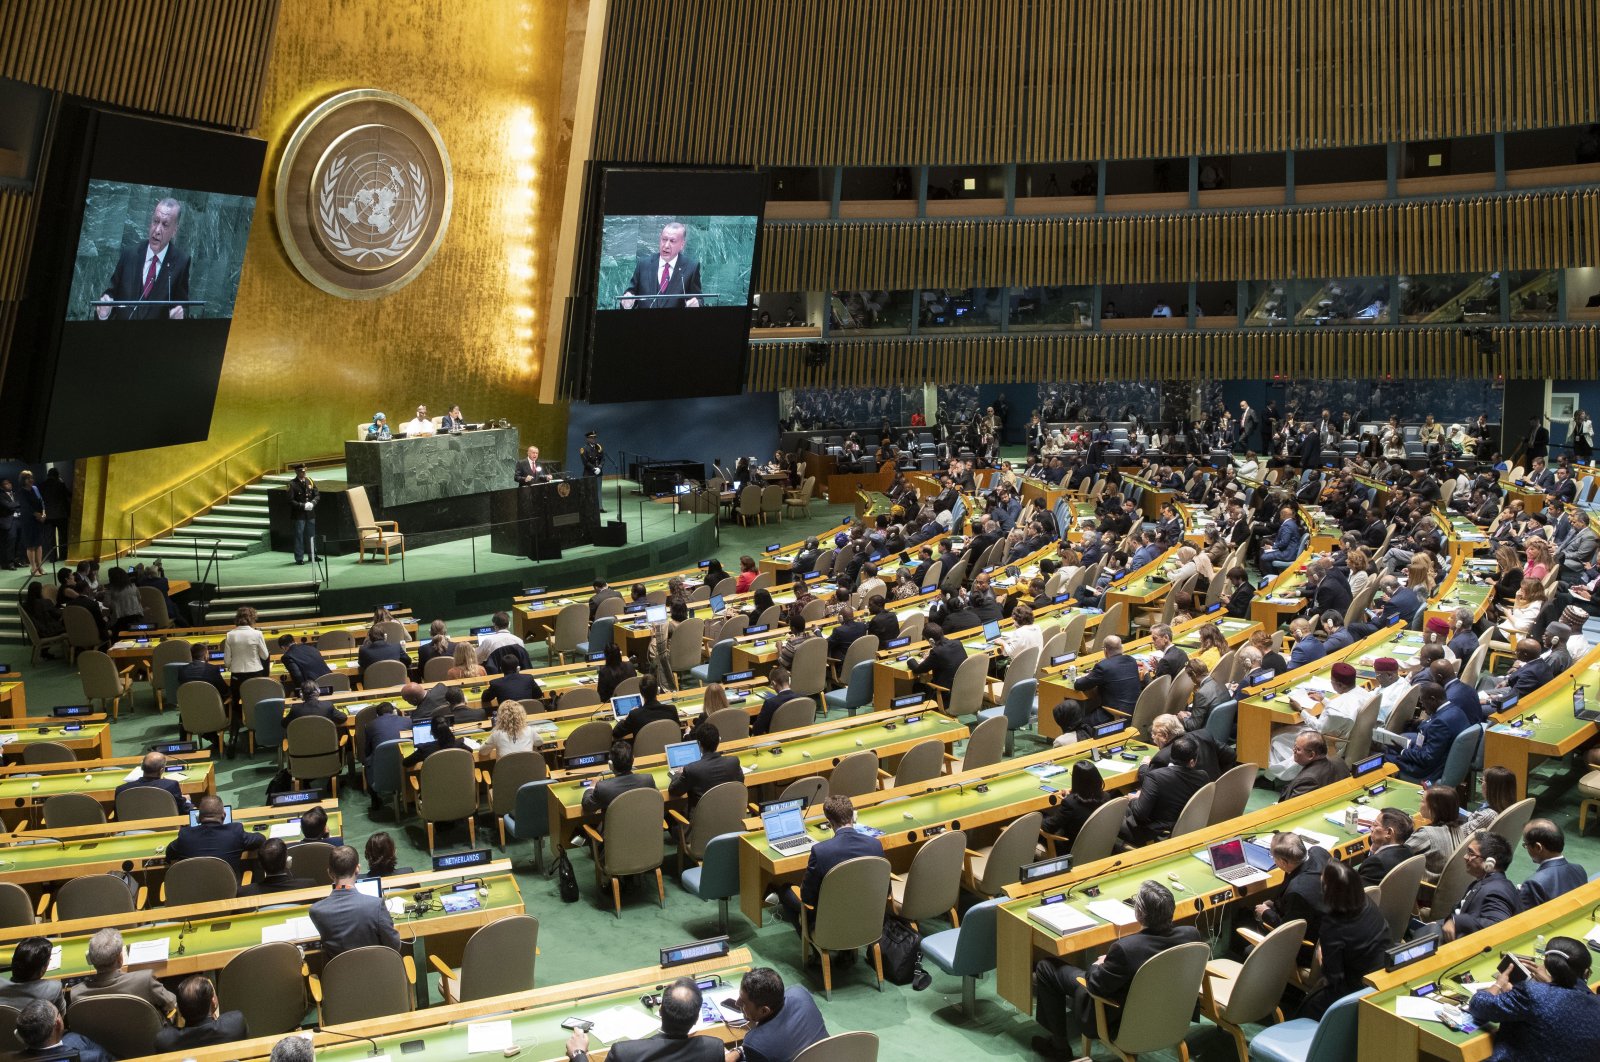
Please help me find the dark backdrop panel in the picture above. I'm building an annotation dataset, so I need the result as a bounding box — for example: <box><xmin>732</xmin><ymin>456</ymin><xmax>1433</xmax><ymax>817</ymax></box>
<box><xmin>564</xmin><ymin>392</ymin><xmax>779</xmax><ymax>476</ymax></box>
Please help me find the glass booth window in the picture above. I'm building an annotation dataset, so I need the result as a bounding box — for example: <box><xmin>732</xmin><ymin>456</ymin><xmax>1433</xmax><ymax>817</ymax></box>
<box><xmin>1399</xmin><ymin>273</ymin><xmax>1499</xmax><ymax>324</ymax></box>
<box><xmin>751</xmin><ymin>291</ymin><xmax>809</xmax><ymax>329</ymax></box>
<box><xmin>1009</xmin><ymin>285</ymin><xmax>1093</xmax><ymax>330</ymax></box>
<box><xmin>919</xmin><ymin>287</ymin><xmax>1002</xmax><ymax>330</ymax></box>
<box><xmin>1244</xmin><ymin>281</ymin><xmax>1293</xmax><ymax>327</ymax></box>
<box><xmin>1293</xmin><ymin>277</ymin><xmax>1390</xmax><ymax>325</ymax></box>
<box><xmin>830</xmin><ymin>290</ymin><xmax>914</xmax><ymax>332</ymax></box>
<box><xmin>1506</xmin><ymin>271</ymin><xmax>1558</xmax><ymax>320</ymax></box>
<box><xmin>840</xmin><ymin>167</ymin><xmax>914</xmax><ymax>201</ymax></box>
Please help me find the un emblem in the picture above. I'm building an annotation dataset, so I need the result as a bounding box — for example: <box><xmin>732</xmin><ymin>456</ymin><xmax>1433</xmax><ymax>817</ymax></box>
<box><xmin>276</xmin><ymin>90</ymin><xmax>452</xmax><ymax>299</ymax></box>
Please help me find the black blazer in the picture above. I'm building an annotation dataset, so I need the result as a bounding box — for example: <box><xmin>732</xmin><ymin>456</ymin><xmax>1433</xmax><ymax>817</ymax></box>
<box><xmin>1141</xmin><ymin>729</ymin><xmax>1226</xmax><ymax>782</ymax></box>
<box><xmin>596</xmin><ymin>661</ymin><xmax>637</xmax><ymax>701</ymax></box>
<box><xmin>866</xmin><ymin>610</ymin><xmax>900</xmax><ymax>641</ymax></box>
<box><xmin>1076</xmin><ymin>654</ymin><xmax>1142</xmax><ymax>711</ymax></box>
<box><xmin>1122</xmin><ymin>763</ymin><xmax>1209</xmax><ymax>843</ymax></box>
<box><xmin>572</xmin><ymin>1033</ymin><xmax>724</xmax><ymax>1062</ymax></box>
<box><xmin>101</xmin><ymin>242</ymin><xmax>191</xmax><ymax>320</ymax></box>
<box><xmin>1080</xmin><ymin>924</ymin><xmax>1206</xmax><ymax>1032</ymax></box>
<box><xmin>826</xmin><ymin>620</ymin><xmax>868</xmax><ymax>661</ymax></box>
<box><xmin>1449</xmin><ymin>872</ymin><xmax>1521</xmax><ymax>935</ymax></box>
<box><xmin>152</xmin><ymin>1011</ymin><xmax>249</xmax><ymax>1052</ymax></box>
<box><xmin>582</xmin><ymin>772</ymin><xmax>656</xmax><ymax>820</ymax></box>
<box><xmin>1312</xmin><ymin>901</ymin><xmax>1391</xmax><ymax>1009</ymax></box>
<box><xmin>114</xmin><ymin>776</ymin><xmax>188</xmax><ymax>813</ymax></box>
<box><xmin>1040</xmin><ymin>793</ymin><xmax>1105</xmax><ymax>845</ymax></box>
<box><xmin>1278</xmin><ymin>755</ymin><xmax>1351</xmax><ymax>802</ymax></box>
<box><xmin>1358</xmin><ymin>842</ymin><xmax>1411</xmax><ymax>887</ymax></box>
<box><xmin>484</xmin><ymin>671</ymin><xmax>542</xmax><ymax>709</ymax></box>
<box><xmin>622</xmin><ymin>253</ymin><xmax>703</xmax><ymax>308</ymax></box>
<box><xmin>912</xmin><ymin>640</ymin><xmax>967</xmax><ymax>690</ymax></box>
<box><xmin>1153</xmin><ymin>644</ymin><xmax>1189</xmax><ymax>681</ymax></box>
<box><xmin>166</xmin><ymin>821</ymin><xmax>265</xmax><ymax>873</ymax></box>
<box><xmin>668</xmin><ymin>750</ymin><xmax>743</xmax><ymax>806</ymax></box>
<box><xmin>1261</xmin><ymin>846</ymin><xmax>1331</xmax><ymax>942</ymax></box>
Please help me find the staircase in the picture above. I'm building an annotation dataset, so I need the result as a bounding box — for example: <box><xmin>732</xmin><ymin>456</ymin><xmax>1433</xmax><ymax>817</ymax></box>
<box><xmin>199</xmin><ymin>578</ymin><xmax>322</xmax><ymax>624</ymax></box>
<box><xmin>131</xmin><ymin>472</ymin><xmax>293</xmax><ymax>562</ymax></box>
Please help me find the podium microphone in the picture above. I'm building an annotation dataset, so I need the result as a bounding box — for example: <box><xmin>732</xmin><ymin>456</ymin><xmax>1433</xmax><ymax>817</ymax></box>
<box><xmin>317</xmin><ymin>1027</ymin><xmax>384</xmax><ymax>1056</ymax></box>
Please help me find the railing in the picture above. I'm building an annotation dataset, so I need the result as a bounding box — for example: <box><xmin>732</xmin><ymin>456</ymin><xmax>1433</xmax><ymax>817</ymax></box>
<box><xmin>124</xmin><ymin>433</ymin><xmax>284</xmax><ymax>551</ymax></box>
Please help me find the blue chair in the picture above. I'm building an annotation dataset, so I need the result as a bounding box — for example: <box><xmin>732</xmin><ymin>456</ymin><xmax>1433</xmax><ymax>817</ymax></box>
<box><xmin>919</xmin><ymin>896</ymin><xmax>1003</xmax><ymax>1017</ymax></box>
<box><xmin>1204</xmin><ymin>699</ymin><xmax>1238</xmax><ymax>746</ymax></box>
<box><xmin>503</xmin><ymin>779</ymin><xmax>555</xmax><ymax>873</ymax></box>
<box><xmin>366</xmin><ymin>739</ymin><xmax>406</xmax><ymax>817</ymax></box>
<box><xmin>680</xmin><ymin>831</ymin><xmax>742</xmax><ymax>934</ymax></box>
<box><xmin>1407</xmin><ymin>602</ymin><xmax>1427</xmax><ymax>630</ymax></box>
<box><xmin>576</xmin><ymin>616</ymin><xmax>616</xmax><ymax>658</ymax></box>
<box><xmin>1247</xmin><ymin>987</ymin><xmax>1370</xmax><ymax>1062</ymax></box>
<box><xmin>690</xmin><ymin>639</ymin><xmax>734</xmax><ymax>687</ymax></box>
<box><xmin>977</xmin><ymin>677</ymin><xmax>1036</xmax><ymax>755</ymax></box>
<box><xmin>824</xmin><ymin>659</ymin><xmax>874</xmax><ymax>717</ymax></box>
<box><xmin>250</xmin><ymin>698</ymin><xmax>287</xmax><ymax>757</ymax></box>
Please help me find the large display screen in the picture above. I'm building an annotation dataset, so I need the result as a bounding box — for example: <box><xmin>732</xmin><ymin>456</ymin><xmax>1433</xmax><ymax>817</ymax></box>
<box><xmin>1</xmin><ymin>104</ymin><xmax>266</xmax><ymax>460</ymax></box>
<box><xmin>585</xmin><ymin>168</ymin><xmax>765</xmax><ymax>404</ymax></box>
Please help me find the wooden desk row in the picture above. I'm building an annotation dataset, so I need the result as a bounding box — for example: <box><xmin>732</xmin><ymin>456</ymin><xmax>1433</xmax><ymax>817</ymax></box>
<box><xmin>0</xmin><ymin>749</ymin><xmax>217</xmax><ymax>829</ymax></box>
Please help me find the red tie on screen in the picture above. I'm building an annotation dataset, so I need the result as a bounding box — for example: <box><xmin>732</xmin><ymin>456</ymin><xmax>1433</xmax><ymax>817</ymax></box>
<box><xmin>658</xmin><ymin>262</ymin><xmax>671</xmax><ymax>293</ymax></box>
<box><xmin>141</xmin><ymin>255</ymin><xmax>159</xmax><ymax>299</ymax></box>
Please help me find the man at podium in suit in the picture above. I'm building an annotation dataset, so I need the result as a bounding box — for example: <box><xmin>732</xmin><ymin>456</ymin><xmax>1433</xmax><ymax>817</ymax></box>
<box><xmin>514</xmin><ymin>445</ymin><xmax>550</xmax><ymax>486</ymax></box>
<box><xmin>96</xmin><ymin>197</ymin><xmax>191</xmax><ymax>320</ymax></box>
<box><xmin>619</xmin><ymin>221</ymin><xmax>702</xmax><ymax>309</ymax></box>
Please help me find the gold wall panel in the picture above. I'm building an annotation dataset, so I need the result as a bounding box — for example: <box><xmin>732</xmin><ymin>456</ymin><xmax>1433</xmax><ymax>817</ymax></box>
<box><xmin>597</xmin><ymin>0</ymin><xmax>1600</xmax><ymax>165</ymax></box>
<box><xmin>72</xmin><ymin>0</ymin><xmax>577</xmax><ymax>546</ymax></box>
<box><xmin>754</xmin><ymin>190</ymin><xmax>1598</xmax><ymax>292</ymax></box>
<box><xmin>747</xmin><ymin>327</ymin><xmax>1600</xmax><ymax>391</ymax></box>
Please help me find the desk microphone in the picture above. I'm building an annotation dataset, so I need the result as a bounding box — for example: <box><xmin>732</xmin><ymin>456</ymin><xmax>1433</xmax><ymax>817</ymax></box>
<box><xmin>317</xmin><ymin>1026</ymin><xmax>384</xmax><ymax>1056</ymax></box>
<box><xmin>1062</xmin><ymin>859</ymin><xmax>1122</xmax><ymax>904</ymax></box>
<box><xmin>1437</xmin><ymin>944</ymin><xmax>1493</xmax><ymax>987</ymax></box>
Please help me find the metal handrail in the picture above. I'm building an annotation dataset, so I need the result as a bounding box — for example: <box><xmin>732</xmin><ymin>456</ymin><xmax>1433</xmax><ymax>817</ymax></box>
<box><xmin>124</xmin><ymin>433</ymin><xmax>284</xmax><ymax>551</ymax></box>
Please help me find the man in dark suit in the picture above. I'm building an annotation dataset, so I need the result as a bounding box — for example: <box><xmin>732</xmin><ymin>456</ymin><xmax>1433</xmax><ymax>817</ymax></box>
<box><xmin>95</xmin><ymin>197</ymin><xmax>191</xmax><ymax>321</ymax></box>
<box><xmin>865</xmin><ymin>596</ymin><xmax>899</xmax><ymax>643</ymax></box>
<box><xmin>482</xmin><ymin>657</ymin><xmax>542</xmax><ymax>712</ymax></box>
<box><xmin>238</xmin><ymin>837</ymin><xmax>314</xmax><ymax>896</ymax></box>
<box><xmin>1278</xmin><ymin>732</ymin><xmax>1351</xmax><ymax>802</ymax></box>
<box><xmin>564</xmin><ymin>978</ymin><xmax>722</xmax><ymax>1061</ymax></box>
<box><xmin>588</xmin><ymin>579</ymin><xmax>622</xmax><ymax>621</ymax></box>
<box><xmin>909</xmin><ymin>623</ymin><xmax>967</xmax><ymax>699</ymax></box>
<box><xmin>307</xmin><ymin>846</ymin><xmax>402</xmax><ymax>960</ymax></box>
<box><xmin>13</xmin><ymin>1000</ymin><xmax>113</xmax><ymax>1062</ymax></box>
<box><xmin>152</xmin><ymin>976</ymin><xmax>248</xmax><ymax>1052</ymax></box>
<box><xmin>1438</xmin><ymin>831</ymin><xmax>1521</xmax><ymax>941</ymax></box>
<box><xmin>1485</xmin><ymin>640</ymin><xmax>1554</xmax><ymax>707</ymax></box>
<box><xmin>581</xmin><ymin>741</ymin><xmax>657</xmax><ymax>822</ymax></box>
<box><xmin>401</xmin><ymin>680</ymin><xmax>451</xmax><ymax>721</ymax></box>
<box><xmin>667</xmin><ymin>722</ymin><xmax>743</xmax><ymax>808</ymax></box>
<box><xmin>1054</xmin><ymin>636</ymin><xmax>1142</xmax><ymax>741</ymax></box>
<box><xmin>1120</xmin><ymin>735</ymin><xmax>1210</xmax><ymax>845</ymax></box>
<box><xmin>619</xmin><ymin>222</ymin><xmax>703</xmax><ymax>310</ymax></box>
<box><xmin>825</xmin><ymin>606</ymin><xmax>868</xmax><ymax>667</ymax></box>
<box><xmin>76</xmin><ymin>928</ymin><xmax>177</xmax><ymax>1012</ymax></box>
<box><xmin>1148</xmin><ymin>624</ymin><xmax>1188</xmax><ymax>680</ymax></box>
<box><xmin>1309</xmin><ymin>559</ymin><xmax>1353</xmax><ymax>617</ymax></box>
<box><xmin>1141</xmin><ymin>715</ymin><xmax>1225</xmax><ymax>781</ymax></box>
<box><xmin>1359</xmin><ymin>807</ymin><xmax>1417</xmax><ymax>887</ymax></box>
<box><xmin>277</xmin><ymin>634</ymin><xmax>331</xmax><ymax>687</ymax></box>
<box><xmin>778</xmin><ymin>796</ymin><xmax>884</xmax><ymax>932</ymax></box>
<box><xmin>1516</xmin><ymin>819</ymin><xmax>1588</xmax><ymax>908</ymax></box>
<box><xmin>358</xmin><ymin>627</ymin><xmax>410</xmax><ymax>674</ymax></box>
<box><xmin>285</xmin><ymin>681</ymin><xmax>349</xmax><ymax>727</ymax></box>
<box><xmin>166</xmin><ymin>794</ymin><xmax>264</xmax><ymax>874</ymax></box>
<box><xmin>1522</xmin><ymin>415</ymin><xmax>1550</xmax><ymax>462</ymax></box>
<box><xmin>753</xmin><ymin>667</ymin><xmax>804</xmax><ymax>736</ymax></box>
<box><xmin>790</xmin><ymin>537</ymin><xmax>821</xmax><ymax>582</ymax></box>
<box><xmin>514</xmin><ymin>445</ymin><xmax>551</xmax><ymax>486</ymax></box>
<box><xmin>1031</xmin><ymin>880</ymin><xmax>1204</xmax><ymax>1056</ymax></box>
<box><xmin>113</xmin><ymin>751</ymin><xmax>189</xmax><ymax>813</ymax></box>
<box><xmin>1253</xmin><ymin>832</ymin><xmax>1330</xmax><ymax>948</ymax></box>
<box><xmin>1374</xmin><ymin>574</ymin><xmax>1422</xmax><ymax>627</ymax></box>
<box><xmin>611</xmin><ymin>676</ymin><xmax>679</xmax><ymax>741</ymax></box>
<box><xmin>177</xmin><ymin>642</ymin><xmax>228</xmax><ymax>699</ymax></box>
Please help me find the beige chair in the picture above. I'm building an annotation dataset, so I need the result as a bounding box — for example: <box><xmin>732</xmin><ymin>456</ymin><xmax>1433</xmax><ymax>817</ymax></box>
<box><xmin>22</xmin><ymin>740</ymin><xmax>74</xmax><ymax>765</ymax></box>
<box><xmin>1458</xmin><ymin>642</ymin><xmax>1490</xmax><ymax>688</ymax></box>
<box><xmin>1046</xmin><ymin>795</ymin><xmax>1128</xmax><ymax>866</ymax></box>
<box><xmin>422</xmin><ymin>655</ymin><xmax>454</xmax><ymax>682</ymax></box>
<box><xmin>1425</xmin><ymin>840</ymin><xmax>1474</xmax><ymax>918</ymax></box>
<box><xmin>65</xmin><ymin>994</ymin><xmax>164</xmax><ymax>1059</ymax></box>
<box><xmin>935</xmin><ymin>654</ymin><xmax>990</xmax><ymax>718</ymax></box>
<box><xmin>769</xmin><ymin>696</ymin><xmax>817</xmax><ymax>733</ymax></box>
<box><xmin>137</xmin><ymin>585</ymin><xmax>171</xmax><ymax>628</ymax></box>
<box><xmin>0</xmin><ymin>882</ymin><xmax>36</xmax><ymax>929</ymax></box>
<box><xmin>177</xmin><ymin>680</ymin><xmax>229</xmax><ymax>747</ymax></box>
<box><xmin>163</xmin><ymin>855</ymin><xmax>239</xmax><ymax>905</ymax></box>
<box><xmin>794</xmin><ymin>855</ymin><xmax>892</xmax><ymax>999</ymax></box>
<box><xmin>430</xmin><ymin>914</ymin><xmax>539</xmax><ymax>1003</ymax></box>
<box><xmin>827</xmin><ymin>750</ymin><xmax>879</xmax><ymax>798</ymax></box>
<box><xmin>115</xmin><ymin>784</ymin><xmax>180</xmax><ymax>822</ymax></box>
<box><xmin>1169</xmin><ymin>781</ymin><xmax>1216</xmax><ymax>840</ymax></box>
<box><xmin>323</xmin><ymin>671</ymin><xmax>353</xmax><ymax>693</ymax></box>
<box><xmin>43</xmin><ymin>792</ymin><xmax>106</xmax><ymax>828</ymax></box>
<box><xmin>546</xmin><ymin>603</ymin><xmax>587</xmax><ymax>664</ymax></box>
<box><xmin>239</xmin><ymin>674</ymin><xmax>284</xmax><ymax>751</ymax></box>
<box><xmin>1090</xmin><ymin>602</ymin><xmax>1129</xmax><ymax>650</ymax></box>
<box><xmin>19</xmin><ymin>606</ymin><xmax>68</xmax><ymax>666</ymax></box>
<box><xmin>78</xmin><ymin>649</ymin><xmax>133</xmax><ymax>720</ymax></box>
<box><xmin>953</xmin><ymin>714</ymin><xmax>1006</xmax><ymax>771</ymax></box>
<box><xmin>55</xmin><ymin>874</ymin><xmax>136</xmax><ymax>920</ymax></box>
<box><xmin>760</xmin><ymin>484</ymin><xmax>784</xmax><ymax>522</ymax></box>
<box><xmin>287</xmin><ymin>715</ymin><xmax>343</xmax><ymax>796</ymax></box>
<box><xmin>669</xmin><ymin>780</ymin><xmax>748</xmax><ymax>870</ymax></box>
<box><xmin>889</xmin><ymin>827</ymin><xmax>964</xmax><ymax>930</ymax></box>
<box><xmin>148</xmin><ymin>638</ymin><xmax>191</xmax><ymax>709</ymax></box>
<box><xmin>583</xmin><ymin>786</ymin><xmax>667</xmax><ymax>917</ymax></box>
<box><xmin>784</xmin><ymin>477</ymin><xmax>816</xmax><ymax>518</ymax></box>
<box><xmin>963</xmin><ymin>811</ymin><xmax>1043</xmax><ymax>898</ymax></box>
<box><xmin>705</xmin><ymin>706</ymin><xmax>750</xmax><ymax>741</ymax></box>
<box><xmin>1327</xmin><ymin>690</ymin><xmax>1382</xmax><ymax>764</ymax></box>
<box><xmin>318</xmin><ymin>629</ymin><xmax>356</xmax><ymax>652</ymax></box>
<box><xmin>633</xmin><ymin>718</ymin><xmax>682</xmax><ymax>760</ymax></box>
<box><xmin>736</xmin><ymin>484</ymin><xmax>763</xmax><ymax>526</ymax></box>
<box><xmin>788</xmin><ymin>637</ymin><xmax>829</xmax><ymax>698</ymax></box>
<box><xmin>363</xmin><ymin>658</ymin><xmax>409</xmax><ymax>690</ymax></box>
<box><xmin>1200</xmin><ymin>918</ymin><xmax>1308</xmax><ymax>1062</ymax></box>
<box><xmin>1384</xmin><ymin>682</ymin><xmax>1425</xmax><ymax>732</ymax></box>
<box><xmin>986</xmin><ymin>646</ymin><xmax>1040</xmax><ymax>707</ymax></box>
<box><xmin>311</xmin><ymin>945</ymin><xmax>415</xmax><ymax>1024</ymax></box>
<box><xmin>831</xmin><ymin>633</ymin><xmax>879</xmax><ymax>687</ymax></box>
<box><xmin>898</xmin><ymin>612</ymin><xmax>927</xmax><ymax>645</ymax></box>
<box><xmin>1375</xmin><ymin>853</ymin><xmax>1429</xmax><ymax>942</ymax></box>
<box><xmin>417</xmin><ymin>747</ymin><xmax>477</xmax><ymax>854</ymax></box>
<box><xmin>1485</xmin><ymin>796</ymin><xmax>1537</xmax><ymax>848</ymax></box>
<box><xmin>63</xmin><ymin>608</ymin><xmax>103</xmax><ymax>660</ymax></box>
<box><xmin>1127</xmin><ymin>673</ymin><xmax>1173</xmax><ymax>738</ymax></box>
<box><xmin>290</xmin><ymin>841</ymin><xmax>336</xmax><ymax>884</ymax></box>
<box><xmin>889</xmin><ymin>738</ymin><xmax>944</xmax><ymax>787</ymax></box>
<box><xmin>1206</xmin><ymin>762</ymin><xmax>1260</xmax><ymax>826</ymax></box>
<box><xmin>779</xmin><ymin>775</ymin><xmax>828</xmax><ymax>808</ymax></box>
<box><xmin>486</xmin><ymin>751</ymin><xmax>547</xmax><ymax>848</ymax></box>
<box><xmin>557</xmin><ymin>686</ymin><xmax>602</xmax><ymax>712</ymax></box>
<box><xmin>1081</xmin><ymin>940</ymin><xmax>1209</xmax><ymax>1061</ymax></box>
<box><xmin>347</xmin><ymin>485</ymin><xmax>404</xmax><ymax>563</ymax></box>
<box><xmin>377</xmin><ymin>619</ymin><xmax>409</xmax><ymax>646</ymax></box>
<box><xmin>1165</xmin><ymin>670</ymin><xmax>1196</xmax><ymax>715</ymax></box>
<box><xmin>563</xmin><ymin>719</ymin><xmax>613</xmax><ymax>758</ymax></box>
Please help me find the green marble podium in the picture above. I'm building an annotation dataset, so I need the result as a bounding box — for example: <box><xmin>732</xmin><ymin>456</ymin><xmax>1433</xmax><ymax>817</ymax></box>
<box><xmin>344</xmin><ymin>427</ymin><xmax>520</xmax><ymax>507</ymax></box>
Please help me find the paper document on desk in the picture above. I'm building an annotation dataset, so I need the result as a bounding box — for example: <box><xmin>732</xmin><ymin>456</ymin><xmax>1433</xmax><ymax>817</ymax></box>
<box><xmin>464</xmin><ymin>738</ymin><xmax>482</xmax><ymax>752</ymax></box>
<box><xmin>465</xmin><ymin>1020</ymin><xmax>514</xmax><ymax>1053</ymax></box>
<box><xmin>268</xmin><ymin>822</ymin><xmax>302</xmax><ymax>840</ymax></box>
<box><xmin>1292</xmin><ymin>827</ymin><xmax>1338</xmax><ymax>849</ymax></box>
<box><xmin>127</xmin><ymin>939</ymin><xmax>169</xmax><ymax>966</ymax></box>
<box><xmin>1027</xmin><ymin>902</ymin><xmax>1098</xmax><ymax>935</ymax></box>
<box><xmin>0</xmin><ymin>733</ymin><xmax>16</xmax><ymax>745</ymax></box>
<box><xmin>124</xmin><ymin>767</ymin><xmax>146</xmax><ymax>781</ymax></box>
<box><xmin>46</xmin><ymin>946</ymin><xmax>60</xmax><ymax>972</ymax></box>
<box><xmin>585</xmin><ymin>1003</ymin><xmax>661</xmax><ymax>1044</ymax></box>
<box><xmin>1392</xmin><ymin>995</ymin><xmax>1451</xmax><ymax>1023</ymax></box>
<box><xmin>1025</xmin><ymin>763</ymin><xmax>1066</xmax><ymax>779</ymax></box>
<box><xmin>261</xmin><ymin>916</ymin><xmax>315</xmax><ymax>944</ymax></box>
<box><xmin>1087</xmin><ymin>899</ymin><xmax>1140</xmax><ymax>927</ymax></box>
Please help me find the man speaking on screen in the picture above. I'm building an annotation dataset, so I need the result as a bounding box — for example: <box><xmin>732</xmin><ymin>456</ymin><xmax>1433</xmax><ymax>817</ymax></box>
<box><xmin>97</xmin><ymin>197</ymin><xmax>192</xmax><ymax>321</ymax></box>
<box><xmin>619</xmin><ymin>221</ymin><xmax>702</xmax><ymax>309</ymax></box>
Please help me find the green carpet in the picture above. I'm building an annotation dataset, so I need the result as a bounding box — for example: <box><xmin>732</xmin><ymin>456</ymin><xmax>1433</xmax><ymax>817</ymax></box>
<box><xmin>15</xmin><ymin>487</ymin><xmax>1600</xmax><ymax>1061</ymax></box>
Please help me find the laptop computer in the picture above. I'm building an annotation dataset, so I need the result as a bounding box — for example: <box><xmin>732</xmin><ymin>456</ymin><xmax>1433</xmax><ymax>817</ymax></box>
<box><xmin>645</xmin><ymin>603</ymin><xmax>669</xmax><ymax>624</ymax></box>
<box><xmin>409</xmin><ymin>721</ymin><xmax>433</xmax><ymax>746</ymax></box>
<box><xmin>611</xmin><ymin>693</ymin><xmax>644</xmax><ymax>721</ymax></box>
<box><xmin>761</xmin><ymin>805</ymin><xmax>814</xmax><ymax>856</ymax></box>
<box><xmin>1575</xmin><ymin>686</ymin><xmax>1600</xmax><ymax>722</ymax></box>
<box><xmin>709</xmin><ymin>594</ymin><xmax>725</xmax><ymax>614</ymax></box>
<box><xmin>981</xmin><ymin>620</ymin><xmax>1002</xmax><ymax>645</ymax></box>
<box><xmin>354</xmin><ymin>877</ymin><xmax>381</xmax><ymax>898</ymax></box>
<box><xmin>665</xmin><ymin>740</ymin><xmax>703</xmax><ymax>770</ymax></box>
<box><xmin>1208</xmin><ymin>839</ymin><xmax>1271</xmax><ymax>886</ymax></box>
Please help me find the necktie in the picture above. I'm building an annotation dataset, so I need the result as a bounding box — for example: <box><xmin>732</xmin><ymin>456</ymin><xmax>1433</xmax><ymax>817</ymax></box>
<box><xmin>141</xmin><ymin>254</ymin><xmax>159</xmax><ymax>299</ymax></box>
<box><xmin>658</xmin><ymin>262</ymin><xmax>671</xmax><ymax>294</ymax></box>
